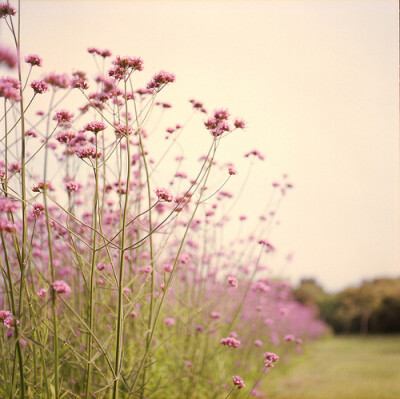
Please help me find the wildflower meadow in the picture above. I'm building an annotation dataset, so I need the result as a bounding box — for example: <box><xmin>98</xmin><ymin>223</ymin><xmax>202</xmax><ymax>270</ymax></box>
<box><xmin>0</xmin><ymin>2</ymin><xmax>328</xmax><ymax>398</ymax></box>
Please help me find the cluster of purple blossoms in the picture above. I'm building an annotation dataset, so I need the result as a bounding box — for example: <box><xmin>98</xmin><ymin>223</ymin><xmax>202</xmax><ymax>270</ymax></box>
<box><xmin>32</xmin><ymin>180</ymin><xmax>54</xmax><ymax>193</ymax></box>
<box><xmin>163</xmin><ymin>317</ymin><xmax>175</xmax><ymax>326</ymax></box>
<box><xmin>264</xmin><ymin>351</ymin><xmax>279</xmax><ymax>368</ymax></box>
<box><xmin>0</xmin><ymin>76</ymin><xmax>21</xmax><ymax>101</ymax></box>
<box><xmin>245</xmin><ymin>149</ymin><xmax>265</xmax><ymax>161</ymax></box>
<box><xmin>71</xmin><ymin>70</ymin><xmax>89</xmax><ymax>90</ymax></box>
<box><xmin>32</xmin><ymin>203</ymin><xmax>45</xmax><ymax>217</ymax></box>
<box><xmin>0</xmin><ymin>46</ymin><xmax>17</xmax><ymax>68</ymax></box>
<box><xmin>0</xmin><ymin>3</ymin><xmax>16</xmax><ymax>18</ymax></box>
<box><xmin>84</xmin><ymin>121</ymin><xmax>107</xmax><ymax>134</ymax></box>
<box><xmin>0</xmin><ymin>310</ymin><xmax>18</xmax><ymax>329</ymax></box>
<box><xmin>189</xmin><ymin>98</ymin><xmax>207</xmax><ymax>113</ymax></box>
<box><xmin>87</xmin><ymin>47</ymin><xmax>112</xmax><ymax>58</ymax></box>
<box><xmin>204</xmin><ymin>109</ymin><xmax>233</xmax><ymax>138</ymax></box>
<box><xmin>232</xmin><ymin>376</ymin><xmax>245</xmax><ymax>389</ymax></box>
<box><xmin>65</xmin><ymin>181</ymin><xmax>81</xmax><ymax>192</ymax></box>
<box><xmin>30</xmin><ymin>80</ymin><xmax>49</xmax><ymax>94</ymax></box>
<box><xmin>114</xmin><ymin>123</ymin><xmax>133</xmax><ymax>137</ymax></box>
<box><xmin>227</xmin><ymin>275</ymin><xmax>238</xmax><ymax>287</ymax></box>
<box><xmin>54</xmin><ymin>109</ymin><xmax>74</xmax><ymax>125</ymax></box>
<box><xmin>0</xmin><ymin>218</ymin><xmax>16</xmax><ymax>233</ymax></box>
<box><xmin>155</xmin><ymin>187</ymin><xmax>173</xmax><ymax>202</ymax></box>
<box><xmin>25</xmin><ymin>54</ymin><xmax>42</xmax><ymax>67</ymax></box>
<box><xmin>146</xmin><ymin>71</ymin><xmax>175</xmax><ymax>91</ymax></box>
<box><xmin>56</xmin><ymin>131</ymin><xmax>76</xmax><ymax>143</ymax></box>
<box><xmin>75</xmin><ymin>147</ymin><xmax>102</xmax><ymax>159</ymax></box>
<box><xmin>52</xmin><ymin>280</ymin><xmax>71</xmax><ymax>295</ymax></box>
<box><xmin>108</xmin><ymin>56</ymin><xmax>143</xmax><ymax>80</ymax></box>
<box><xmin>0</xmin><ymin>197</ymin><xmax>20</xmax><ymax>214</ymax></box>
<box><xmin>44</xmin><ymin>72</ymin><xmax>70</xmax><ymax>89</ymax></box>
<box><xmin>220</xmin><ymin>336</ymin><xmax>241</xmax><ymax>348</ymax></box>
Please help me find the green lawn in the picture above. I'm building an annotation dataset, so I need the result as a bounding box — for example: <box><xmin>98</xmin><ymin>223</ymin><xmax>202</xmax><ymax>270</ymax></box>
<box><xmin>261</xmin><ymin>335</ymin><xmax>400</xmax><ymax>399</ymax></box>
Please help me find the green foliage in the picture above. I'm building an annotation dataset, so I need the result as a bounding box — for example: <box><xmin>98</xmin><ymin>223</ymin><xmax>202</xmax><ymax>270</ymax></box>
<box><xmin>262</xmin><ymin>335</ymin><xmax>400</xmax><ymax>399</ymax></box>
<box><xmin>294</xmin><ymin>277</ymin><xmax>400</xmax><ymax>334</ymax></box>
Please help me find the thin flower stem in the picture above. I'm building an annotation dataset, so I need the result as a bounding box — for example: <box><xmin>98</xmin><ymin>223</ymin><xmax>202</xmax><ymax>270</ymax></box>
<box><xmin>85</xmin><ymin>136</ymin><xmax>99</xmax><ymax>398</ymax></box>
<box><xmin>112</xmin><ymin>79</ymin><xmax>133</xmax><ymax>399</ymax></box>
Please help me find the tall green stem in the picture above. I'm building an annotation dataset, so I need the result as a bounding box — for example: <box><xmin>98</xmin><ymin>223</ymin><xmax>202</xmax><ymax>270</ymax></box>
<box><xmin>112</xmin><ymin>79</ymin><xmax>132</xmax><ymax>399</ymax></box>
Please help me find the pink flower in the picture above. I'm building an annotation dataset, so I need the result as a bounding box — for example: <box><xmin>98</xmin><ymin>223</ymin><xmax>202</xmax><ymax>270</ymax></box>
<box><xmin>44</xmin><ymin>72</ymin><xmax>70</xmax><ymax>89</ymax></box>
<box><xmin>155</xmin><ymin>187</ymin><xmax>173</xmax><ymax>202</ymax></box>
<box><xmin>52</xmin><ymin>280</ymin><xmax>71</xmax><ymax>295</ymax></box>
<box><xmin>245</xmin><ymin>149</ymin><xmax>265</xmax><ymax>161</ymax></box>
<box><xmin>284</xmin><ymin>334</ymin><xmax>295</xmax><ymax>342</ymax></box>
<box><xmin>32</xmin><ymin>181</ymin><xmax>54</xmax><ymax>192</ymax></box>
<box><xmin>32</xmin><ymin>203</ymin><xmax>45</xmax><ymax>217</ymax></box>
<box><xmin>195</xmin><ymin>324</ymin><xmax>204</xmax><ymax>332</ymax></box>
<box><xmin>3</xmin><ymin>316</ymin><xmax>18</xmax><ymax>329</ymax></box>
<box><xmin>254</xmin><ymin>339</ymin><xmax>263</xmax><ymax>347</ymax></box>
<box><xmin>108</xmin><ymin>56</ymin><xmax>143</xmax><ymax>80</ymax></box>
<box><xmin>264</xmin><ymin>352</ymin><xmax>279</xmax><ymax>362</ymax></box>
<box><xmin>220</xmin><ymin>337</ymin><xmax>240</xmax><ymax>348</ymax></box>
<box><xmin>0</xmin><ymin>218</ymin><xmax>16</xmax><ymax>233</ymax></box>
<box><xmin>146</xmin><ymin>71</ymin><xmax>175</xmax><ymax>90</ymax></box>
<box><xmin>0</xmin><ymin>46</ymin><xmax>17</xmax><ymax>68</ymax></box>
<box><xmin>296</xmin><ymin>338</ymin><xmax>303</xmax><ymax>345</ymax></box>
<box><xmin>65</xmin><ymin>181</ymin><xmax>81</xmax><ymax>192</ymax></box>
<box><xmin>84</xmin><ymin>121</ymin><xmax>107</xmax><ymax>134</ymax></box>
<box><xmin>30</xmin><ymin>80</ymin><xmax>49</xmax><ymax>94</ymax></box>
<box><xmin>114</xmin><ymin>123</ymin><xmax>133</xmax><ymax>137</ymax></box>
<box><xmin>234</xmin><ymin>119</ymin><xmax>246</xmax><ymax>129</ymax></box>
<box><xmin>228</xmin><ymin>167</ymin><xmax>237</xmax><ymax>175</ymax></box>
<box><xmin>163</xmin><ymin>317</ymin><xmax>175</xmax><ymax>326</ymax></box>
<box><xmin>0</xmin><ymin>3</ymin><xmax>16</xmax><ymax>18</ymax></box>
<box><xmin>76</xmin><ymin>147</ymin><xmax>102</xmax><ymax>159</ymax></box>
<box><xmin>227</xmin><ymin>276</ymin><xmax>238</xmax><ymax>288</ymax></box>
<box><xmin>0</xmin><ymin>310</ymin><xmax>12</xmax><ymax>320</ymax></box>
<box><xmin>56</xmin><ymin>131</ymin><xmax>76</xmax><ymax>143</ymax></box>
<box><xmin>36</xmin><ymin>288</ymin><xmax>47</xmax><ymax>297</ymax></box>
<box><xmin>25</xmin><ymin>54</ymin><xmax>42</xmax><ymax>67</ymax></box>
<box><xmin>0</xmin><ymin>77</ymin><xmax>21</xmax><ymax>101</ymax></box>
<box><xmin>54</xmin><ymin>109</ymin><xmax>74</xmax><ymax>125</ymax></box>
<box><xmin>163</xmin><ymin>263</ymin><xmax>173</xmax><ymax>272</ymax></box>
<box><xmin>96</xmin><ymin>263</ymin><xmax>106</xmax><ymax>271</ymax></box>
<box><xmin>210</xmin><ymin>311</ymin><xmax>220</xmax><ymax>319</ymax></box>
<box><xmin>232</xmin><ymin>376</ymin><xmax>245</xmax><ymax>389</ymax></box>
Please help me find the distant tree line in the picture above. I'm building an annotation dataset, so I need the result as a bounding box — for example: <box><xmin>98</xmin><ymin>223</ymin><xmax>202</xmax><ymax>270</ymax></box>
<box><xmin>293</xmin><ymin>277</ymin><xmax>400</xmax><ymax>334</ymax></box>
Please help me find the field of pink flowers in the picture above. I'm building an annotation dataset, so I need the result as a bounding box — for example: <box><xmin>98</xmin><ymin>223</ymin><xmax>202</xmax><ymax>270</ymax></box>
<box><xmin>0</xmin><ymin>2</ymin><xmax>328</xmax><ymax>398</ymax></box>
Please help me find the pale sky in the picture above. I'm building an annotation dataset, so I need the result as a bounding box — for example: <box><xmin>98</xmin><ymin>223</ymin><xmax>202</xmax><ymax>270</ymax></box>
<box><xmin>2</xmin><ymin>0</ymin><xmax>399</xmax><ymax>291</ymax></box>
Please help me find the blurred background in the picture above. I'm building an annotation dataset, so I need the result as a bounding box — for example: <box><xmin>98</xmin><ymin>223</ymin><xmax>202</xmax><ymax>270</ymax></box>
<box><xmin>3</xmin><ymin>0</ymin><xmax>398</xmax><ymax>293</ymax></box>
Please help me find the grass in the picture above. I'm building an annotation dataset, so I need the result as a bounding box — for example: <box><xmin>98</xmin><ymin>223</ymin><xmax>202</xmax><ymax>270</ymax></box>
<box><xmin>261</xmin><ymin>335</ymin><xmax>400</xmax><ymax>399</ymax></box>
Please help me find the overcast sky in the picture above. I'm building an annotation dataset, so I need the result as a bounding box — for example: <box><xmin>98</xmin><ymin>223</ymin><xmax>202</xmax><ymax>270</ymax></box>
<box><xmin>2</xmin><ymin>0</ymin><xmax>398</xmax><ymax>291</ymax></box>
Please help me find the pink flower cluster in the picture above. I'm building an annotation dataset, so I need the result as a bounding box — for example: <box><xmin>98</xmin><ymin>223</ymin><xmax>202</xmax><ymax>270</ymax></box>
<box><xmin>108</xmin><ymin>56</ymin><xmax>143</xmax><ymax>80</ymax></box>
<box><xmin>0</xmin><ymin>46</ymin><xmax>17</xmax><ymax>68</ymax></box>
<box><xmin>155</xmin><ymin>187</ymin><xmax>173</xmax><ymax>202</ymax></box>
<box><xmin>88</xmin><ymin>47</ymin><xmax>112</xmax><ymax>58</ymax></box>
<box><xmin>146</xmin><ymin>71</ymin><xmax>175</xmax><ymax>90</ymax></box>
<box><xmin>31</xmin><ymin>80</ymin><xmax>49</xmax><ymax>94</ymax></box>
<box><xmin>232</xmin><ymin>375</ymin><xmax>245</xmax><ymax>389</ymax></box>
<box><xmin>264</xmin><ymin>351</ymin><xmax>279</xmax><ymax>368</ymax></box>
<box><xmin>0</xmin><ymin>310</ymin><xmax>18</xmax><ymax>329</ymax></box>
<box><xmin>84</xmin><ymin>121</ymin><xmax>107</xmax><ymax>134</ymax></box>
<box><xmin>0</xmin><ymin>3</ymin><xmax>16</xmax><ymax>18</ymax></box>
<box><xmin>0</xmin><ymin>77</ymin><xmax>21</xmax><ymax>101</ymax></box>
<box><xmin>220</xmin><ymin>336</ymin><xmax>241</xmax><ymax>348</ymax></box>
<box><xmin>54</xmin><ymin>109</ymin><xmax>74</xmax><ymax>125</ymax></box>
<box><xmin>25</xmin><ymin>54</ymin><xmax>42</xmax><ymax>67</ymax></box>
<box><xmin>52</xmin><ymin>280</ymin><xmax>71</xmax><ymax>295</ymax></box>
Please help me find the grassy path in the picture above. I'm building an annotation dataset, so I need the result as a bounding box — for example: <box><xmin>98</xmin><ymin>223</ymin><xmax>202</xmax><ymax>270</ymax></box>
<box><xmin>261</xmin><ymin>335</ymin><xmax>400</xmax><ymax>399</ymax></box>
